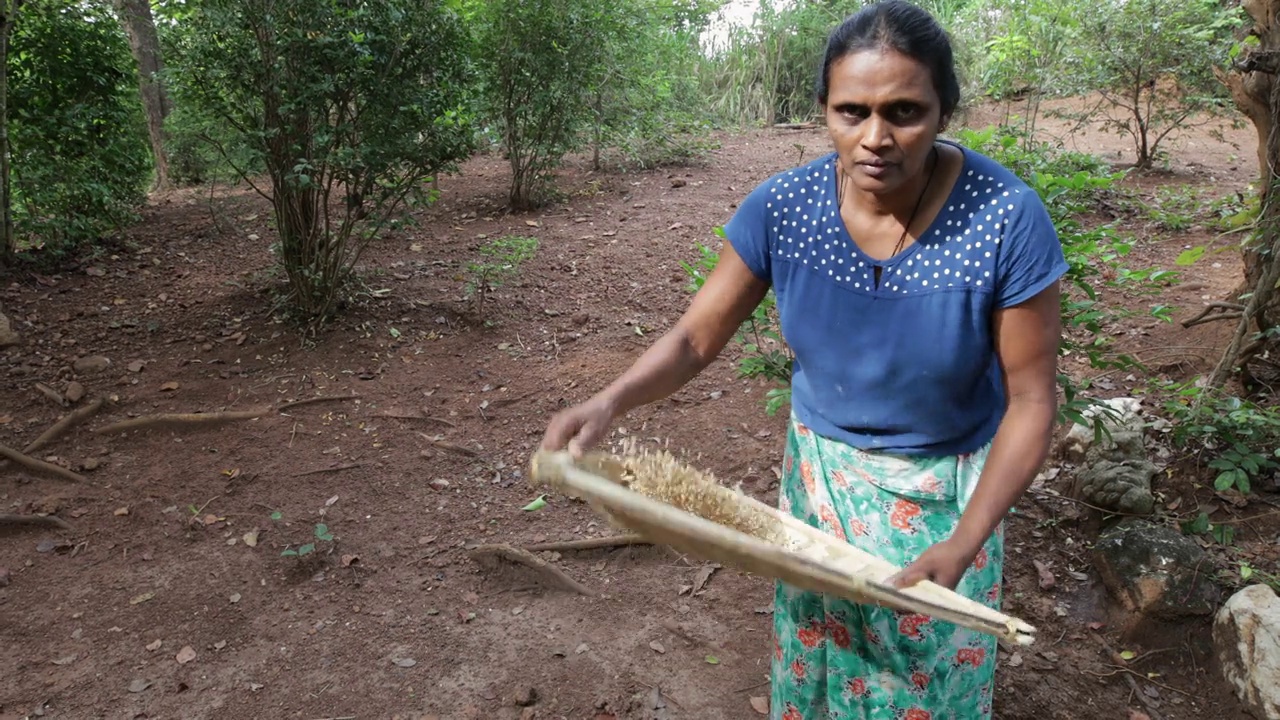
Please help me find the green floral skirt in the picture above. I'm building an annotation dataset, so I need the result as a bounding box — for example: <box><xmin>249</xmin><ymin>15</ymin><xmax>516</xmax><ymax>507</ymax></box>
<box><xmin>770</xmin><ymin>415</ymin><xmax>1004</xmax><ymax>720</ymax></box>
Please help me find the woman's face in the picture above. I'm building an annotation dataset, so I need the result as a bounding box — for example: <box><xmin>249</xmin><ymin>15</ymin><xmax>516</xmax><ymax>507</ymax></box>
<box><xmin>823</xmin><ymin>48</ymin><xmax>946</xmax><ymax>198</ymax></box>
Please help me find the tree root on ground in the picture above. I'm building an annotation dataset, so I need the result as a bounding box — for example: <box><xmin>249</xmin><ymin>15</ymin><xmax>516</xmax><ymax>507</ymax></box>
<box><xmin>468</xmin><ymin>543</ymin><xmax>598</xmax><ymax>597</ymax></box>
<box><xmin>0</xmin><ymin>513</ymin><xmax>72</xmax><ymax>530</ymax></box>
<box><xmin>524</xmin><ymin>534</ymin><xmax>650</xmax><ymax>553</ymax></box>
<box><xmin>94</xmin><ymin>407</ymin><xmax>271</xmax><ymax>435</ymax></box>
<box><xmin>0</xmin><ymin>444</ymin><xmax>86</xmax><ymax>483</ymax></box>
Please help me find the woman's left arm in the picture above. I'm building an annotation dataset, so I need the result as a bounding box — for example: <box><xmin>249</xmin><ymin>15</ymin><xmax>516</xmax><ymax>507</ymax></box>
<box><xmin>891</xmin><ymin>280</ymin><xmax>1063</xmax><ymax>589</ymax></box>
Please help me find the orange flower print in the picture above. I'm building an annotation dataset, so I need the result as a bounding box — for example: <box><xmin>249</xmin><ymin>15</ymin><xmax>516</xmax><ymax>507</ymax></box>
<box><xmin>818</xmin><ymin>505</ymin><xmax>846</xmax><ymax>540</ymax></box>
<box><xmin>889</xmin><ymin>499</ymin><xmax>922</xmax><ymax>532</ymax></box>
<box><xmin>919</xmin><ymin>474</ymin><xmax>941</xmax><ymax>493</ymax></box>
<box><xmin>910</xmin><ymin>671</ymin><xmax>930</xmax><ymax>691</ymax></box>
<box><xmin>955</xmin><ymin>647</ymin><xmax>986</xmax><ymax>667</ymax></box>
<box><xmin>986</xmin><ymin>582</ymin><xmax>1001</xmax><ymax>603</ymax></box>
<box><xmin>774</xmin><ymin>637</ymin><xmax>783</xmax><ymax>662</ymax></box>
<box><xmin>796</xmin><ymin>423</ymin><xmax>811</xmax><ymax>437</ymax></box>
<box><xmin>897</xmin><ymin>613</ymin><xmax>930</xmax><ymax>640</ymax></box>
<box><xmin>846</xmin><ymin>677</ymin><xmax>870</xmax><ymax>698</ymax></box>
<box><xmin>826</xmin><ymin>619</ymin><xmax>851</xmax><ymax>649</ymax></box>
<box><xmin>782</xmin><ymin>704</ymin><xmax>804</xmax><ymax>720</ymax></box>
<box><xmin>800</xmin><ymin>461</ymin><xmax>816</xmax><ymax>494</ymax></box>
<box><xmin>831</xmin><ymin>469</ymin><xmax>848</xmax><ymax>488</ymax></box>
<box><xmin>847</xmin><ymin>519</ymin><xmax>869</xmax><ymax>537</ymax></box>
<box><xmin>973</xmin><ymin>547</ymin><xmax>988</xmax><ymax>571</ymax></box>
<box><xmin>905</xmin><ymin>709</ymin><xmax>932</xmax><ymax>720</ymax></box>
<box><xmin>784</xmin><ymin>455</ymin><xmax>794</xmax><ymax>476</ymax></box>
<box><xmin>796</xmin><ymin>619</ymin><xmax>825</xmax><ymax>649</ymax></box>
<box><xmin>791</xmin><ymin>658</ymin><xmax>807</xmax><ymax>682</ymax></box>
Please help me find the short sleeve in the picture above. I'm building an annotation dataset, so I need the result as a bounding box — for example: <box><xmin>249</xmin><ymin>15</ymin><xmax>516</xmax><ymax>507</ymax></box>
<box><xmin>994</xmin><ymin>190</ymin><xmax>1068</xmax><ymax>308</ymax></box>
<box><xmin>721</xmin><ymin>180</ymin><xmax>773</xmax><ymax>283</ymax></box>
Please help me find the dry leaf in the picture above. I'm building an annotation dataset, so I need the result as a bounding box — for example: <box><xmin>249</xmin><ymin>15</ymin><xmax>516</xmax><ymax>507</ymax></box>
<box><xmin>114</xmin><ymin>506</ymin><xmax>129</xmax><ymax>516</ymax></box>
<box><xmin>749</xmin><ymin>696</ymin><xmax>769</xmax><ymax>715</ymax></box>
<box><xmin>202</xmin><ymin>514</ymin><xmax>221</xmax><ymax>526</ymax></box>
<box><xmin>230</xmin><ymin>593</ymin><xmax>242</xmax><ymax>604</ymax></box>
<box><xmin>128</xmin><ymin>360</ymin><xmax>145</xmax><ymax>373</ymax></box>
<box><xmin>1007</xmin><ymin>652</ymin><xmax>1023</xmax><ymax>667</ymax></box>
<box><xmin>649</xmin><ymin>640</ymin><xmax>666</xmax><ymax>654</ymax></box>
<box><xmin>214</xmin><ymin>640</ymin><xmax>227</xmax><ymax>650</ymax></box>
<box><xmin>1032</xmin><ymin>559</ymin><xmax>1055</xmax><ymax>590</ymax></box>
<box><xmin>160</xmin><ymin>381</ymin><xmax>180</xmax><ymax>392</ymax></box>
<box><xmin>146</xmin><ymin>639</ymin><xmax>162</xmax><ymax>651</ymax></box>
<box><xmin>393</xmin><ymin>657</ymin><xmax>417</xmax><ymax>668</ymax></box>
<box><xmin>525</xmin><ymin>220</ymin><xmax>540</xmax><ymax>227</ymax></box>
<box><xmin>691</xmin><ymin>564</ymin><xmax>720</xmax><ymax>595</ymax></box>
<box><xmin>51</xmin><ymin>655</ymin><xmax>76</xmax><ymax>666</ymax></box>
<box><xmin>340</xmin><ymin>554</ymin><xmax>359</xmax><ymax>567</ymax></box>
<box><xmin>243</xmin><ymin>529</ymin><xmax>259</xmax><ymax>547</ymax></box>
<box><xmin>128</xmin><ymin>679</ymin><xmax>153</xmax><ymax>693</ymax></box>
<box><xmin>130</xmin><ymin>591</ymin><xmax>155</xmax><ymax>605</ymax></box>
<box><xmin>0</xmin><ymin>414</ymin><xmax>12</xmax><ymax>424</ymax></box>
<box><xmin>325</xmin><ymin>494</ymin><xmax>339</xmax><ymax>506</ymax></box>
<box><xmin>175</xmin><ymin>646</ymin><xmax>196</xmax><ymax>664</ymax></box>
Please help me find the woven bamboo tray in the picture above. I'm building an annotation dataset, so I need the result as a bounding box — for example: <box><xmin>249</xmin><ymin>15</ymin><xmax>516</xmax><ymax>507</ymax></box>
<box><xmin>529</xmin><ymin>447</ymin><xmax>1036</xmax><ymax>646</ymax></box>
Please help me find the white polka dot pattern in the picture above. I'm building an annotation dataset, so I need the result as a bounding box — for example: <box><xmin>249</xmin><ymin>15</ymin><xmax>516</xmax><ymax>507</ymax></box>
<box><xmin>765</xmin><ymin>159</ymin><xmax>1022</xmax><ymax>294</ymax></box>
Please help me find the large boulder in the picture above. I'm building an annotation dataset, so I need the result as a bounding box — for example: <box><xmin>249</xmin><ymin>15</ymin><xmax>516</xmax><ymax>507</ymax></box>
<box><xmin>1215</xmin><ymin>584</ymin><xmax>1280</xmax><ymax>720</ymax></box>
<box><xmin>1092</xmin><ymin>519</ymin><xmax>1220</xmax><ymax>620</ymax></box>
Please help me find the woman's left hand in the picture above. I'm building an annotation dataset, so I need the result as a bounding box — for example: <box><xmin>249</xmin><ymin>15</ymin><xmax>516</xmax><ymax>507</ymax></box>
<box><xmin>887</xmin><ymin>538</ymin><xmax>978</xmax><ymax>591</ymax></box>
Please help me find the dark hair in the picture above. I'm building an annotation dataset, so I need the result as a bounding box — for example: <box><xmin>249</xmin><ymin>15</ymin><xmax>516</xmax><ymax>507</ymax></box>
<box><xmin>815</xmin><ymin>0</ymin><xmax>961</xmax><ymax>118</ymax></box>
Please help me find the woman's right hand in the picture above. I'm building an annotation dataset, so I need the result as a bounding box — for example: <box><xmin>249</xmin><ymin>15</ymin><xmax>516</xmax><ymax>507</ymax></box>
<box><xmin>539</xmin><ymin>394</ymin><xmax>617</xmax><ymax>458</ymax></box>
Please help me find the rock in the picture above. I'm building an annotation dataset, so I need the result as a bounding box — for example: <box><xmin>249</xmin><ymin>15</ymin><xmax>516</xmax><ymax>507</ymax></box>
<box><xmin>81</xmin><ymin>458</ymin><xmax>101</xmax><ymax>472</ymax></box>
<box><xmin>1214</xmin><ymin>584</ymin><xmax>1280</xmax><ymax>720</ymax></box>
<box><xmin>72</xmin><ymin>356</ymin><xmax>111</xmax><ymax>374</ymax></box>
<box><xmin>64</xmin><ymin>382</ymin><xmax>85</xmax><ymax>403</ymax></box>
<box><xmin>1093</xmin><ymin>519</ymin><xmax>1220</xmax><ymax>620</ymax></box>
<box><xmin>0</xmin><ymin>310</ymin><xmax>18</xmax><ymax>348</ymax></box>
<box><xmin>514</xmin><ymin>686</ymin><xmax>538</xmax><ymax>707</ymax></box>
<box><xmin>1070</xmin><ymin>428</ymin><xmax>1156</xmax><ymax>515</ymax></box>
<box><xmin>0</xmin><ymin>567</ymin><xmax>10</xmax><ymax>587</ymax></box>
<box><xmin>1061</xmin><ymin>396</ymin><xmax>1144</xmax><ymax>461</ymax></box>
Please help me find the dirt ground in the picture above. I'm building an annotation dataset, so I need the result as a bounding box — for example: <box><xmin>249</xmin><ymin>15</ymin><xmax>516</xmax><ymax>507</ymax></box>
<box><xmin>1</xmin><ymin>95</ymin><xmax>1276</xmax><ymax>720</ymax></box>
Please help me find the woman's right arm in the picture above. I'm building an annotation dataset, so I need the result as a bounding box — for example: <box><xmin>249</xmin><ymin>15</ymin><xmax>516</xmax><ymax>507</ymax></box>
<box><xmin>541</xmin><ymin>242</ymin><xmax>771</xmax><ymax>455</ymax></box>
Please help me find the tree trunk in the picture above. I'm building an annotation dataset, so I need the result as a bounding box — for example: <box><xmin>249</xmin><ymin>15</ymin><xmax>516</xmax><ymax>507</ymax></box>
<box><xmin>1217</xmin><ymin>0</ymin><xmax>1280</xmax><ymax>388</ymax></box>
<box><xmin>113</xmin><ymin>0</ymin><xmax>169</xmax><ymax>192</ymax></box>
<box><xmin>0</xmin><ymin>0</ymin><xmax>20</xmax><ymax>265</ymax></box>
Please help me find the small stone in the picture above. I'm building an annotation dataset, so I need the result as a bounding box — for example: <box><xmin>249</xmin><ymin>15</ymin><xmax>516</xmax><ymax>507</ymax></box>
<box><xmin>64</xmin><ymin>382</ymin><xmax>85</xmax><ymax>403</ymax></box>
<box><xmin>513</xmin><ymin>686</ymin><xmax>538</xmax><ymax>707</ymax></box>
<box><xmin>81</xmin><ymin>458</ymin><xmax>101</xmax><ymax>472</ymax></box>
<box><xmin>72</xmin><ymin>355</ymin><xmax>111</xmax><ymax>374</ymax></box>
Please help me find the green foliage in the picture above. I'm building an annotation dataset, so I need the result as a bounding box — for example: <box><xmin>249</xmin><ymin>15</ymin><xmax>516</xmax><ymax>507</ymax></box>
<box><xmin>9</xmin><ymin>0</ymin><xmax>150</xmax><ymax>257</ymax></box>
<box><xmin>281</xmin><ymin>522</ymin><xmax>335</xmax><ymax>558</ymax></box>
<box><xmin>680</xmin><ymin>235</ymin><xmax>793</xmax><ymax>415</ymax></box>
<box><xmin>587</xmin><ymin>0</ymin><xmax>720</xmax><ymax>169</ymax></box>
<box><xmin>470</xmin><ymin>0</ymin><xmax>615</xmax><ymax>209</ymax></box>
<box><xmin>1161</xmin><ymin>383</ymin><xmax>1280</xmax><ymax>496</ymax></box>
<box><xmin>464</xmin><ymin>235</ymin><xmax>538</xmax><ymax>321</ymax></box>
<box><xmin>164</xmin><ymin>0</ymin><xmax>475</xmax><ymax>324</ymax></box>
<box><xmin>1067</xmin><ymin>0</ymin><xmax>1244</xmax><ymax>169</ymax></box>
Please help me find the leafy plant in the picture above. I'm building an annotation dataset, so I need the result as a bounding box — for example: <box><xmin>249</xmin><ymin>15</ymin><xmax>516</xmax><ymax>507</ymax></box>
<box><xmin>164</xmin><ymin>0</ymin><xmax>475</xmax><ymax>325</ymax></box>
<box><xmin>7</xmin><ymin>0</ymin><xmax>150</xmax><ymax>260</ymax></box>
<box><xmin>281</xmin><ymin>522</ymin><xmax>335</xmax><ymax>558</ymax></box>
<box><xmin>463</xmin><ymin>235</ymin><xmax>538</xmax><ymax>321</ymax></box>
<box><xmin>1161</xmin><ymin>383</ymin><xmax>1280</xmax><ymax>496</ymax></box>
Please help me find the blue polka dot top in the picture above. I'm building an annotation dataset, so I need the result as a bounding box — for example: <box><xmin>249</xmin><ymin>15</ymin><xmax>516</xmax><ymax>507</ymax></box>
<box><xmin>724</xmin><ymin>141</ymin><xmax>1068</xmax><ymax>456</ymax></box>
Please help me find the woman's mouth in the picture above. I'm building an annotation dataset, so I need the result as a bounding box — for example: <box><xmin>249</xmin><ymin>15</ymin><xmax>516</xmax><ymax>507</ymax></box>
<box><xmin>856</xmin><ymin>159</ymin><xmax>895</xmax><ymax>178</ymax></box>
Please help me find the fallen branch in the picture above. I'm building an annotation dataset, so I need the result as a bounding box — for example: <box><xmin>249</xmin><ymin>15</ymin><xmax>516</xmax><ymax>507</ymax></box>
<box><xmin>33</xmin><ymin>382</ymin><xmax>66</xmax><ymax>407</ymax></box>
<box><xmin>295</xmin><ymin>462</ymin><xmax>363</xmax><ymax>477</ymax></box>
<box><xmin>276</xmin><ymin>395</ymin><xmax>360</xmax><ymax>413</ymax></box>
<box><xmin>0</xmin><ymin>444</ymin><xmax>86</xmax><ymax>483</ymax></box>
<box><xmin>1091</xmin><ymin>632</ymin><xmax>1168</xmax><ymax>720</ymax></box>
<box><xmin>94</xmin><ymin>407</ymin><xmax>269</xmax><ymax>435</ymax></box>
<box><xmin>381</xmin><ymin>412</ymin><xmax>456</xmax><ymax>427</ymax></box>
<box><xmin>469</xmin><ymin>543</ymin><xmax>597</xmax><ymax>596</ymax></box>
<box><xmin>0</xmin><ymin>513</ymin><xmax>72</xmax><ymax>530</ymax></box>
<box><xmin>416</xmin><ymin>433</ymin><xmax>478</xmax><ymax>457</ymax></box>
<box><xmin>524</xmin><ymin>534</ymin><xmax>650</xmax><ymax>552</ymax></box>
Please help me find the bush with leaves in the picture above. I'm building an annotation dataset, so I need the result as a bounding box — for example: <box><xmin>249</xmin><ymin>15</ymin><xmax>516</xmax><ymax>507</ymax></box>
<box><xmin>7</xmin><ymin>0</ymin><xmax>150</xmax><ymax>259</ymax></box>
<box><xmin>469</xmin><ymin>0</ymin><xmax>617</xmax><ymax>210</ymax></box>
<box><xmin>1067</xmin><ymin>0</ymin><xmax>1244</xmax><ymax>169</ymax></box>
<box><xmin>164</xmin><ymin>0</ymin><xmax>475</xmax><ymax>324</ymax></box>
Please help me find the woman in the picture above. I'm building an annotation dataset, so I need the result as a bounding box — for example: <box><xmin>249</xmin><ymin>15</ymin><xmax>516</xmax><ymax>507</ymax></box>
<box><xmin>540</xmin><ymin>2</ymin><xmax>1066</xmax><ymax>718</ymax></box>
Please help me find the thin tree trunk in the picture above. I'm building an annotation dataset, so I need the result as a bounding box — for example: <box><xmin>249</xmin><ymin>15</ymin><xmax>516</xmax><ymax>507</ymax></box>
<box><xmin>0</xmin><ymin>0</ymin><xmax>20</xmax><ymax>264</ymax></box>
<box><xmin>113</xmin><ymin>0</ymin><xmax>169</xmax><ymax>192</ymax></box>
